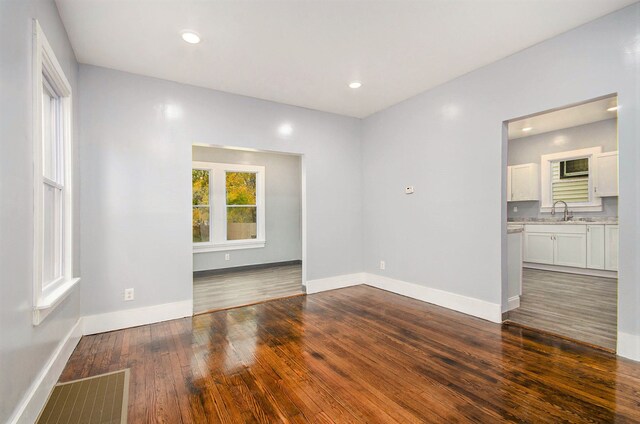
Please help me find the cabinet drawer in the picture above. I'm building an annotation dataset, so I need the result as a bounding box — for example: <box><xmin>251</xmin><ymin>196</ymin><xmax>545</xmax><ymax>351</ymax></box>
<box><xmin>524</xmin><ymin>224</ymin><xmax>586</xmax><ymax>234</ymax></box>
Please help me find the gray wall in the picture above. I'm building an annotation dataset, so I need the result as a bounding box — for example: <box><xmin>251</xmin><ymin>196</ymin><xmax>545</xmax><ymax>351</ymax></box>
<box><xmin>0</xmin><ymin>0</ymin><xmax>81</xmax><ymax>422</ymax></box>
<box><xmin>79</xmin><ymin>64</ymin><xmax>362</xmax><ymax>316</ymax></box>
<box><xmin>361</xmin><ymin>3</ymin><xmax>639</xmax><ymax>346</ymax></box>
<box><xmin>192</xmin><ymin>147</ymin><xmax>302</xmax><ymax>271</ymax></box>
<box><xmin>507</xmin><ymin>118</ymin><xmax>618</xmax><ymax>219</ymax></box>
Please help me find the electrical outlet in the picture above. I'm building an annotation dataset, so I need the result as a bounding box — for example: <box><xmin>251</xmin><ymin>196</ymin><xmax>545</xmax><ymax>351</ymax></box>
<box><xmin>380</xmin><ymin>260</ymin><xmax>386</xmax><ymax>270</ymax></box>
<box><xmin>124</xmin><ymin>288</ymin><xmax>134</xmax><ymax>301</ymax></box>
<box><xmin>513</xmin><ymin>206</ymin><xmax>518</xmax><ymax>212</ymax></box>
<box><xmin>225</xmin><ymin>253</ymin><xmax>230</xmax><ymax>261</ymax></box>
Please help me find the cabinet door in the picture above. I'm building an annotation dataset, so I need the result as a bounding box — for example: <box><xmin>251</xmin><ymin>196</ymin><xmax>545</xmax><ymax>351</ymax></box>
<box><xmin>507</xmin><ymin>166</ymin><xmax>512</xmax><ymax>202</ymax></box>
<box><xmin>594</xmin><ymin>151</ymin><xmax>618</xmax><ymax>197</ymax></box>
<box><xmin>524</xmin><ymin>232</ymin><xmax>554</xmax><ymax>264</ymax></box>
<box><xmin>586</xmin><ymin>225</ymin><xmax>605</xmax><ymax>270</ymax></box>
<box><xmin>605</xmin><ymin>225</ymin><xmax>619</xmax><ymax>271</ymax></box>
<box><xmin>511</xmin><ymin>164</ymin><xmax>539</xmax><ymax>201</ymax></box>
<box><xmin>554</xmin><ymin>233</ymin><xmax>587</xmax><ymax>268</ymax></box>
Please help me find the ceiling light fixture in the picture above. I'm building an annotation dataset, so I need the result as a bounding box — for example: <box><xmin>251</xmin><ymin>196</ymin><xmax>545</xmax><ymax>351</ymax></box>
<box><xmin>522</xmin><ymin>127</ymin><xmax>533</xmax><ymax>132</ymax></box>
<box><xmin>349</xmin><ymin>81</ymin><xmax>362</xmax><ymax>89</ymax></box>
<box><xmin>607</xmin><ymin>106</ymin><xmax>618</xmax><ymax>112</ymax></box>
<box><xmin>181</xmin><ymin>31</ymin><xmax>201</xmax><ymax>44</ymax></box>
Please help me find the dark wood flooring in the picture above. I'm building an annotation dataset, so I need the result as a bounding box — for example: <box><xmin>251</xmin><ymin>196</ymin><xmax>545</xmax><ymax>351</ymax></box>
<box><xmin>506</xmin><ymin>269</ymin><xmax>617</xmax><ymax>351</ymax></box>
<box><xmin>60</xmin><ymin>285</ymin><xmax>640</xmax><ymax>423</ymax></box>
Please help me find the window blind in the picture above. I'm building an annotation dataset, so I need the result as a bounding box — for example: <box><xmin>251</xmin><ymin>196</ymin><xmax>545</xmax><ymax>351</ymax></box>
<box><xmin>552</xmin><ymin>162</ymin><xmax>589</xmax><ymax>203</ymax></box>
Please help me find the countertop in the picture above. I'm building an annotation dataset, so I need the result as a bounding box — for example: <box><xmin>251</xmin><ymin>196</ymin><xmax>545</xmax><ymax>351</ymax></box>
<box><xmin>507</xmin><ymin>228</ymin><xmax>524</xmax><ymax>234</ymax></box>
<box><xmin>508</xmin><ymin>218</ymin><xmax>618</xmax><ymax>226</ymax></box>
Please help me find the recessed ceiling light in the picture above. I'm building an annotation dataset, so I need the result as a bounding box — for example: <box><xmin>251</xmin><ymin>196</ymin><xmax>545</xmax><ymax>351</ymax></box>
<box><xmin>522</xmin><ymin>127</ymin><xmax>533</xmax><ymax>132</ymax></box>
<box><xmin>181</xmin><ymin>31</ymin><xmax>201</xmax><ymax>44</ymax></box>
<box><xmin>607</xmin><ymin>106</ymin><xmax>618</xmax><ymax>112</ymax></box>
<box><xmin>348</xmin><ymin>81</ymin><xmax>362</xmax><ymax>89</ymax></box>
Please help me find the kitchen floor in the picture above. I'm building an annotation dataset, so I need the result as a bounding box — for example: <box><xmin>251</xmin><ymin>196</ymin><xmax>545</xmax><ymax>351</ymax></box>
<box><xmin>193</xmin><ymin>263</ymin><xmax>303</xmax><ymax>314</ymax></box>
<box><xmin>505</xmin><ymin>268</ymin><xmax>617</xmax><ymax>351</ymax></box>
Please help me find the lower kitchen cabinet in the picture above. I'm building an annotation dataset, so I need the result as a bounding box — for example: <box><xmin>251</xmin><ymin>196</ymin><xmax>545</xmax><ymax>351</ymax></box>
<box><xmin>605</xmin><ymin>225</ymin><xmax>619</xmax><ymax>271</ymax></box>
<box><xmin>586</xmin><ymin>225</ymin><xmax>605</xmax><ymax>270</ymax></box>
<box><xmin>554</xmin><ymin>233</ymin><xmax>587</xmax><ymax>268</ymax></box>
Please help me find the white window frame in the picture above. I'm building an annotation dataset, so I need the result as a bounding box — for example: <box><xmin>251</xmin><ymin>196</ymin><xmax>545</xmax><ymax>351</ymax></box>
<box><xmin>32</xmin><ymin>20</ymin><xmax>79</xmax><ymax>325</ymax></box>
<box><xmin>192</xmin><ymin>162</ymin><xmax>266</xmax><ymax>253</ymax></box>
<box><xmin>540</xmin><ymin>147</ymin><xmax>603</xmax><ymax>213</ymax></box>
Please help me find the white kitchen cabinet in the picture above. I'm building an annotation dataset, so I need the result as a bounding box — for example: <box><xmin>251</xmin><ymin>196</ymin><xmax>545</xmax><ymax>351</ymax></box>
<box><xmin>524</xmin><ymin>224</ymin><xmax>586</xmax><ymax>268</ymax></box>
<box><xmin>605</xmin><ymin>225</ymin><xmax>619</xmax><ymax>271</ymax></box>
<box><xmin>524</xmin><ymin>232</ymin><xmax>555</xmax><ymax>264</ymax></box>
<box><xmin>554</xmin><ymin>233</ymin><xmax>587</xmax><ymax>268</ymax></box>
<box><xmin>594</xmin><ymin>151</ymin><xmax>618</xmax><ymax>197</ymax></box>
<box><xmin>508</xmin><ymin>163</ymin><xmax>539</xmax><ymax>202</ymax></box>
<box><xmin>586</xmin><ymin>225</ymin><xmax>605</xmax><ymax>270</ymax></box>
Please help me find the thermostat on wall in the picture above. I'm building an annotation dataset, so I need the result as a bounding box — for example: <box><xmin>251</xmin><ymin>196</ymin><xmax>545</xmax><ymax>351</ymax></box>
<box><xmin>405</xmin><ymin>186</ymin><xmax>415</xmax><ymax>194</ymax></box>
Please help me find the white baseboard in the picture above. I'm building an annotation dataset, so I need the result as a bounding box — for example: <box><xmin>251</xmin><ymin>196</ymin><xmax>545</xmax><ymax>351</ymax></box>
<box><xmin>82</xmin><ymin>299</ymin><xmax>193</xmax><ymax>335</ymax></box>
<box><xmin>617</xmin><ymin>331</ymin><xmax>640</xmax><ymax>361</ymax></box>
<box><xmin>503</xmin><ymin>295</ymin><xmax>520</xmax><ymax>313</ymax></box>
<box><xmin>9</xmin><ymin>320</ymin><xmax>82</xmax><ymax>424</ymax></box>
<box><xmin>364</xmin><ymin>273</ymin><xmax>502</xmax><ymax>323</ymax></box>
<box><xmin>524</xmin><ymin>263</ymin><xmax>617</xmax><ymax>278</ymax></box>
<box><xmin>304</xmin><ymin>272</ymin><xmax>366</xmax><ymax>294</ymax></box>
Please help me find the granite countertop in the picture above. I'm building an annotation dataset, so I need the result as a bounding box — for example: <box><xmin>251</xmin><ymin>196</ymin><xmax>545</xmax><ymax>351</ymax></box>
<box><xmin>507</xmin><ymin>227</ymin><xmax>524</xmax><ymax>234</ymax></box>
<box><xmin>508</xmin><ymin>217</ymin><xmax>618</xmax><ymax>225</ymax></box>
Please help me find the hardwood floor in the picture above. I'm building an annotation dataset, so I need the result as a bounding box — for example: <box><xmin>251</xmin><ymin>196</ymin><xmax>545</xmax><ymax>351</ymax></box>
<box><xmin>193</xmin><ymin>263</ymin><xmax>303</xmax><ymax>314</ymax></box>
<box><xmin>506</xmin><ymin>268</ymin><xmax>617</xmax><ymax>351</ymax></box>
<box><xmin>60</xmin><ymin>285</ymin><xmax>640</xmax><ymax>423</ymax></box>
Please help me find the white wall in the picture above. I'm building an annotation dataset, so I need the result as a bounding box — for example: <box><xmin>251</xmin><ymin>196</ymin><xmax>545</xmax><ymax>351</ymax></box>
<box><xmin>79</xmin><ymin>64</ymin><xmax>362</xmax><ymax>316</ymax></box>
<box><xmin>508</xmin><ymin>118</ymin><xmax>618</xmax><ymax>219</ymax></box>
<box><xmin>0</xmin><ymin>0</ymin><xmax>81</xmax><ymax>422</ymax></box>
<box><xmin>361</xmin><ymin>4</ymin><xmax>639</xmax><ymax>353</ymax></box>
<box><xmin>192</xmin><ymin>146</ymin><xmax>302</xmax><ymax>271</ymax></box>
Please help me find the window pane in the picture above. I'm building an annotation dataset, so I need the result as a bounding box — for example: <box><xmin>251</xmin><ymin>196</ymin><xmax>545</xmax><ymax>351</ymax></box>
<box><xmin>227</xmin><ymin>206</ymin><xmax>257</xmax><ymax>240</ymax></box>
<box><xmin>226</xmin><ymin>172</ymin><xmax>256</xmax><ymax>205</ymax></box>
<box><xmin>552</xmin><ymin>161</ymin><xmax>589</xmax><ymax>203</ymax></box>
<box><xmin>42</xmin><ymin>88</ymin><xmax>56</xmax><ymax>181</ymax></box>
<box><xmin>193</xmin><ymin>207</ymin><xmax>210</xmax><ymax>243</ymax></box>
<box><xmin>192</xmin><ymin>170</ymin><xmax>210</xmax><ymax>206</ymax></box>
<box><xmin>43</xmin><ymin>184</ymin><xmax>63</xmax><ymax>287</ymax></box>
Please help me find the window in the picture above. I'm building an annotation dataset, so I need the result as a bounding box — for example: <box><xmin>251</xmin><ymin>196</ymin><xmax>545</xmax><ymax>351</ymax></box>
<box><xmin>192</xmin><ymin>162</ymin><xmax>265</xmax><ymax>252</ymax></box>
<box><xmin>540</xmin><ymin>147</ymin><xmax>602</xmax><ymax>213</ymax></box>
<box><xmin>32</xmin><ymin>21</ymin><xmax>79</xmax><ymax>325</ymax></box>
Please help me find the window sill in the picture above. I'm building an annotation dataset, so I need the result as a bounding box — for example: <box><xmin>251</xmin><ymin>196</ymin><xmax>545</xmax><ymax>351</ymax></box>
<box><xmin>33</xmin><ymin>277</ymin><xmax>80</xmax><ymax>326</ymax></box>
<box><xmin>193</xmin><ymin>240</ymin><xmax>266</xmax><ymax>253</ymax></box>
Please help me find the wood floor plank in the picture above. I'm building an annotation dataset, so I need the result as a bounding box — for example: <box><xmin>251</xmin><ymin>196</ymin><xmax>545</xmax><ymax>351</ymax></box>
<box><xmin>60</xmin><ymin>285</ymin><xmax>640</xmax><ymax>423</ymax></box>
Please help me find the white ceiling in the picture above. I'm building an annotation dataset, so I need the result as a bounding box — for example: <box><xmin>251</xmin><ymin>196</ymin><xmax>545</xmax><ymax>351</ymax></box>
<box><xmin>55</xmin><ymin>0</ymin><xmax>636</xmax><ymax>118</ymax></box>
<box><xmin>508</xmin><ymin>95</ymin><xmax>617</xmax><ymax>139</ymax></box>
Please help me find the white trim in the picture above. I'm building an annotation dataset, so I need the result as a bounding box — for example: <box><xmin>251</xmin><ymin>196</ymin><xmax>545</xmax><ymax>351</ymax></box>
<box><xmin>32</xmin><ymin>20</ymin><xmax>77</xmax><ymax>325</ymax></box>
<box><xmin>617</xmin><ymin>332</ymin><xmax>640</xmax><ymax>361</ymax></box>
<box><xmin>32</xmin><ymin>278</ymin><xmax>80</xmax><ymax>325</ymax></box>
<box><xmin>540</xmin><ymin>147</ymin><xmax>602</xmax><ymax>213</ymax></box>
<box><xmin>523</xmin><ymin>262</ymin><xmax>617</xmax><ymax>278</ymax></box>
<box><xmin>504</xmin><ymin>295</ymin><xmax>520</xmax><ymax>313</ymax></box>
<box><xmin>193</xmin><ymin>240</ymin><xmax>265</xmax><ymax>253</ymax></box>
<box><xmin>82</xmin><ymin>299</ymin><xmax>193</xmax><ymax>335</ymax></box>
<box><xmin>364</xmin><ymin>273</ymin><xmax>503</xmax><ymax>323</ymax></box>
<box><xmin>304</xmin><ymin>273</ymin><xmax>366</xmax><ymax>294</ymax></box>
<box><xmin>8</xmin><ymin>320</ymin><xmax>82</xmax><ymax>424</ymax></box>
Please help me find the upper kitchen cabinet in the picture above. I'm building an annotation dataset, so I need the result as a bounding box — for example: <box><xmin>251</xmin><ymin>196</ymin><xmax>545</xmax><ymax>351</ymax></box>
<box><xmin>594</xmin><ymin>151</ymin><xmax>618</xmax><ymax>197</ymax></box>
<box><xmin>508</xmin><ymin>163</ymin><xmax>539</xmax><ymax>202</ymax></box>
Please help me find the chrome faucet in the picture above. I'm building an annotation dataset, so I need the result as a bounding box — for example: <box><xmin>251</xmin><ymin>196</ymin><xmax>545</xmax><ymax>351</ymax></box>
<box><xmin>551</xmin><ymin>200</ymin><xmax>573</xmax><ymax>221</ymax></box>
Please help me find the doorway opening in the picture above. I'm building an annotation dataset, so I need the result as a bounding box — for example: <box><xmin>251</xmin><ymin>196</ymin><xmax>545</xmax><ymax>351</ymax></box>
<box><xmin>191</xmin><ymin>144</ymin><xmax>304</xmax><ymax>314</ymax></box>
<box><xmin>502</xmin><ymin>94</ymin><xmax>619</xmax><ymax>351</ymax></box>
